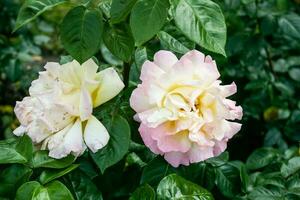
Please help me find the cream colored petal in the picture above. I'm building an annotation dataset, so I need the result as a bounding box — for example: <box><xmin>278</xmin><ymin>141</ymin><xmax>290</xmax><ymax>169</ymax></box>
<box><xmin>79</xmin><ymin>87</ymin><xmax>93</xmax><ymax>121</ymax></box>
<box><xmin>84</xmin><ymin>115</ymin><xmax>109</xmax><ymax>153</ymax></box>
<box><xmin>82</xmin><ymin>58</ymin><xmax>99</xmax><ymax>79</ymax></box>
<box><xmin>63</xmin><ymin>119</ymin><xmax>86</xmax><ymax>157</ymax></box>
<box><xmin>94</xmin><ymin>67</ymin><xmax>124</xmax><ymax>107</ymax></box>
<box><xmin>153</xmin><ymin>50</ymin><xmax>178</xmax><ymax>72</ymax></box>
<box><xmin>13</xmin><ymin>125</ymin><xmax>26</xmax><ymax>136</ymax></box>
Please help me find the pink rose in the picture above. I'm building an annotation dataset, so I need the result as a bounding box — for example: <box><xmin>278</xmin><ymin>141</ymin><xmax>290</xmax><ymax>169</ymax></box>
<box><xmin>130</xmin><ymin>50</ymin><xmax>242</xmax><ymax>167</ymax></box>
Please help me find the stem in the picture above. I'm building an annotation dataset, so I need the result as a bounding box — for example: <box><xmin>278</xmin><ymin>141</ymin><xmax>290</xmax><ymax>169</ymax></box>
<box><xmin>265</xmin><ymin>46</ymin><xmax>274</xmax><ymax>72</ymax></box>
<box><xmin>123</xmin><ymin>62</ymin><xmax>131</xmax><ymax>87</ymax></box>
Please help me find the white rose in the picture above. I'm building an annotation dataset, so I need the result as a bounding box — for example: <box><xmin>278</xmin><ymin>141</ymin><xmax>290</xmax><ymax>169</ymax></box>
<box><xmin>14</xmin><ymin>59</ymin><xmax>124</xmax><ymax>158</ymax></box>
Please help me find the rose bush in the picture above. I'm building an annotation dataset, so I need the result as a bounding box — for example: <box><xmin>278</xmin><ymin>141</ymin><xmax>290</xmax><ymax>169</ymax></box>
<box><xmin>130</xmin><ymin>50</ymin><xmax>242</xmax><ymax>167</ymax></box>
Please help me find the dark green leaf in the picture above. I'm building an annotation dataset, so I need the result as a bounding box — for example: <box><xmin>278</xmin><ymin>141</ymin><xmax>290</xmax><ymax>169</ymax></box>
<box><xmin>39</xmin><ymin>164</ymin><xmax>79</xmax><ymax>184</ymax></box>
<box><xmin>68</xmin><ymin>170</ymin><xmax>103</xmax><ymax>200</ymax></box>
<box><xmin>174</xmin><ymin>0</ymin><xmax>227</xmax><ymax>56</ymax></box>
<box><xmin>103</xmin><ymin>24</ymin><xmax>134</xmax><ymax>62</ymax></box>
<box><xmin>129</xmin><ymin>47</ymin><xmax>147</xmax><ymax>85</ymax></box>
<box><xmin>0</xmin><ymin>165</ymin><xmax>32</xmax><ymax>197</ymax></box>
<box><xmin>110</xmin><ymin>0</ymin><xmax>137</xmax><ymax>24</ymax></box>
<box><xmin>281</xmin><ymin>157</ymin><xmax>300</xmax><ymax>178</ymax></box>
<box><xmin>130</xmin><ymin>0</ymin><xmax>170</xmax><ymax>45</ymax></box>
<box><xmin>14</xmin><ymin>0</ymin><xmax>67</xmax><ymax>31</ymax></box>
<box><xmin>0</xmin><ymin>135</ymin><xmax>33</xmax><ymax>164</ymax></box>
<box><xmin>140</xmin><ymin>156</ymin><xmax>175</xmax><ymax>186</ymax></box>
<box><xmin>279</xmin><ymin>14</ymin><xmax>300</xmax><ymax>40</ymax></box>
<box><xmin>158</xmin><ymin>31</ymin><xmax>190</xmax><ymax>54</ymax></box>
<box><xmin>205</xmin><ymin>151</ymin><xmax>229</xmax><ymax>167</ymax></box>
<box><xmin>90</xmin><ymin>115</ymin><xmax>131</xmax><ymax>173</ymax></box>
<box><xmin>246</xmin><ymin>148</ymin><xmax>278</xmax><ymax>170</ymax></box>
<box><xmin>215</xmin><ymin>163</ymin><xmax>241</xmax><ymax>198</ymax></box>
<box><xmin>61</xmin><ymin>6</ymin><xmax>103</xmax><ymax>64</ymax></box>
<box><xmin>157</xmin><ymin>174</ymin><xmax>214</xmax><ymax>200</ymax></box>
<box><xmin>248</xmin><ymin>186</ymin><xmax>284</xmax><ymax>200</ymax></box>
<box><xmin>129</xmin><ymin>184</ymin><xmax>155</xmax><ymax>200</ymax></box>
<box><xmin>31</xmin><ymin>150</ymin><xmax>75</xmax><ymax>169</ymax></box>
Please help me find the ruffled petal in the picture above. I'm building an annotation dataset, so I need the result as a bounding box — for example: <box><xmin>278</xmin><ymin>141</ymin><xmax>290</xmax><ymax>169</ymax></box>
<box><xmin>140</xmin><ymin>61</ymin><xmax>165</xmax><ymax>82</ymax></box>
<box><xmin>153</xmin><ymin>50</ymin><xmax>178</xmax><ymax>71</ymax></box>
<box><xmin>164</xmin><ymin>151</ymin><xmax>189</xmax><ymax>167</ymax></box>
<box><xmin>130</xmin><ymin>85</ymin><xmax>153</xmax><ymax>113</ymax></box>
<box><xmin>188</xmin><ymin>144</ymin><xmax>214</xmax><ymax>163</ymax></box>
<box><xmin>139</xmin><ymin>124</ymin><xmax>163</xmax><ymax>155</ymax></box>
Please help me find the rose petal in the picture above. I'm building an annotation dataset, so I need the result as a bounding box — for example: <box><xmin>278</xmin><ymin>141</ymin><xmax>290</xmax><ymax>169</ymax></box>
<box><xmin>79</xmin><ymin>87</ymin><xmax>93</xmax><ymax>121</ymax></box>
<box><xmin>153</xmin><ymin>50</ymin><xmax>178</xmax><ymax>71</ymax></box>
<box><xmin>164</xmin><ymin>151</ymin><xmax>189</xmax><ymax>167</ymax></box>
<box><xmin>94</xmin><ymin>67</ymin><xmax>124</xmax><ymax>107</ymax></box>
<box><xmin>84</xmin><ymin>115</ymin><xmax>110</xmax><ymax>153</ymax></box>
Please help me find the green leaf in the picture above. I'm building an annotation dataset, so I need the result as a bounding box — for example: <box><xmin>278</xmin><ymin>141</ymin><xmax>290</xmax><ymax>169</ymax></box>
<box><xmin>157</xmin><ymin>174</ymin><xmax>214</xmax><ymax>200</ymax></box>
<box><xmin>110</xmin><ymin>0</ymin><xmax>137</xmax><ymax>24</ymax></box>
<box><xmin>279</xmin><ymin>14</ymin><xmax>300</xmax><ymax>40</ymax></box>
<box><xmin>31</xmin><ymin>150</ymin><xmax>75</xmax><ymax>169</ymax></box>
<box><xmin>289</xmin><ymin>68</ymin><xmax>300</xmax><ymax>82</ymax></box>
<box><xmin>240</xmin><ymin>164</ymin><xmax>251</xmax><ymax>193</ymax></box>
<box><xmin>15</xmin><ymin>181</ymin><xmax>41</xmax><ymax>200</ymax></box>
<box><xmin>16</xmin><ymin>181</ymin><xmax>74</xmax><ymax>200</ymax></box>
<box><xmin>173</xmin><ymin>0</ymin><xmax>227</xmax><ymax>56</ymax></box>
<box><xmin>0</xmin><ymin>165</ymin><xmax>32</xmax><ymax>198</ymax></box>
<box><xmin>158</xmin><ymin>31</ymin><xmax>190</xmax><ymax>54</ymax></box>
<box><xmin>103</xmin><ymin>24</ymin><xmax>134</xmax><ymax>62</ymax></box>
<box><xmin>61</xmin><ymin>6</ymin><xmax>103</xmax><ymax>64</ymax></box>
<box><xmin>14</xmin><ymin>0</ymin><xmax>67</xmax><ymax>31</ymax></box>
<box><xmin>130</xmin><ymin>0</ymin><xmax>170</xmax><ymax>45</ymax></box>
<box><xmin>205</xmin><ymin>151</ymin><xmax>229</xmax><ymax>167</ymax></box>
<box><xmin>140</xmin><ymin>157</ymin><xmax>175</xmax><ymax>186</ymax></box>
<box><xmin>215</xmin><ymin>163</ymin><xmax>241</xmax><ymax>198</ymax></box>
<box><xmin>248</xmin><ymin>186</ymin><xmax>284</xmax><ymax>200</ymax></box>
<box><xmin>0</xmin><ymin>135</ymin><xmax>33</xmax><ymax>164</ymax></box>
<box><xmin>281</xmin><ymin>157</ymin><xmax>300</xmax><ymax>178</ymax></box>
<box><xmin>129</xmin><ymin>47</ymin><xmax>148</xmax><ymax>85</ymax></box>
<box><xmin>68</xmin><ymin>170</ymin><xmax>103</xmax><ymax>200</ymax></box>
<box><xmin>90</xmin><ymin>115</ymin><xmax>131</xmax><ymax>173</ymax></box>
<box><xmin>39</xmin><ymin>164</ymin><xmax>79</xmax><ymax>184</ymax></box>
<box><xmin>129</xmin><ymin>184</ymin><xmax>155</xmax><ymax>200</ymax></box>
<box><xmin>246</xmin><ymin>148</ymin><xmax>279</xmax><ymax>170</ymax></box>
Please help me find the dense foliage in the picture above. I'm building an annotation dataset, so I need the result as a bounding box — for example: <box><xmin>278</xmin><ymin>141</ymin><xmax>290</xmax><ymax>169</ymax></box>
<box><xmin>0</xmin><ymin>0</ymin><xmax>300</xmax><ymax>199</ymax></box>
